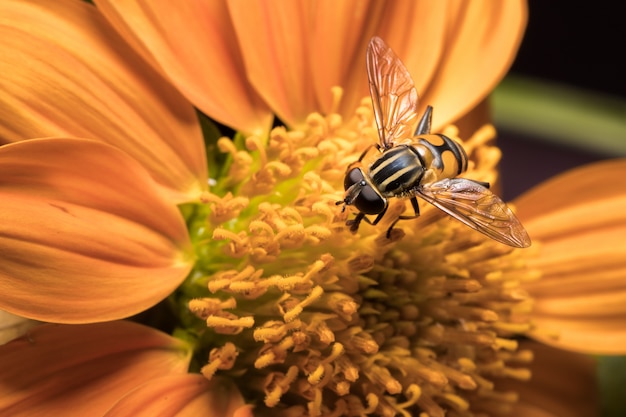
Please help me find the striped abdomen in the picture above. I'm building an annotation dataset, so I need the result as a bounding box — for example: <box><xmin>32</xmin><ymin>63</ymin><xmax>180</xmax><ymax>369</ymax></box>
<box><xmin>368</xmin><ymin>145</ymin><xmax>424</xmax><ymax>197</ymax></box>
<box><xmin>413</xmin><ymin>134</ymin><xmax>468</xmax><ymax>182</ymax></box>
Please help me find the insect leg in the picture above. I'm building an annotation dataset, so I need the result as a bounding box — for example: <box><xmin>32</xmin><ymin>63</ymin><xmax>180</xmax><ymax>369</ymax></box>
<box><xmin>357</xmin><ymin>144</ymin><xmax>381</xmax><ymax>162</ymax></box>
<box><xmin>368</xmin><ymin>203</ymin><xmax>389</xmax><ymax>226</ymax></box>
<box><xmin>385</xmin><ymin>197</ymin><xmax>421</xmax><ymax>238</ymax></box>
<box><xmin>347</xmin><ymin>199</ymin><xmax>389</xmax><ymax>234</ymax></box>
<box><xmin>405</xmin><ymin>196</ymin><xmax>421</xmax><ymax>218</ymax></box>
<box><xmin>346</xmin><ymin>212</ymin><xmax>366</xmax><ymax>233</ymax></box>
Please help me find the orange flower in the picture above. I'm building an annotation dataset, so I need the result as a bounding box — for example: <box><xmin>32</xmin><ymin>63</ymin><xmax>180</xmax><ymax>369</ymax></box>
<box><xmin>0</xmin><ymin>320</ymin><xmax>251</xmax><ymax>417</ymax></box>
<box><xmin>3</xmin><ymin>0</ymin><xmax>620</xmax><ymax>416</ymax></box>
<box><xmin>91</xmin><ymin>0</ymin><xmax>526</xmax><ymax>134</ymax></box>
<box><xmin>0</xmin><ymin>0</ymin><xmax>525</xmax><ymax>324</ymax></box>
<box><xmin>515</xmin><ymin>159</ymin><xmax>626</xmax><ymax>355</ymax></box>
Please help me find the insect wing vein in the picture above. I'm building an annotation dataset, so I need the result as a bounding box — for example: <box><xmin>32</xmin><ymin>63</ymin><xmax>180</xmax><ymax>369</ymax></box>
<box><xmin>366</xmin><ymin>37</ymin><xmax>419</xmax><ymax>149</ymax></box>
<box><xmin>417</xmin><ymin>178</ymin><xmax>531</xmax><ymax>248</ymax></box>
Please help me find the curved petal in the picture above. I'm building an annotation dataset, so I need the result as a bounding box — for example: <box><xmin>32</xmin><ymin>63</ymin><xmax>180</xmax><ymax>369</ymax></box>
<box><xmin>230</xmin><ymin>1</ymin><xmax>447</xmax><ymax>128</ymax></box>
<box><xmin>0</xmin><ymin>139</ymin><xmax>193</xmax><ymax>323</ymax></box>
<box><xmin>105</xmin><ymin>375</ymin><xmax>249</xmax><ymax>417</ymax></box>
<box><xmin>421</xmin><ymin>0</ymin><xmax>528</xmax><ymax>129</ymax></box>
<box><xmin>0</xmin><ymin>0</ymin><xmax>206</xmax><ymax>201</ymax></box>
<box><xmin>0</xmin><ymin>321</ymin><xmax>192</xmax><ymax>417</ymax></box>
<box><xmin>495</xmin><ymin>341</ymin><xmax>598</xmax><ymax>417</ymax></box>
<box><xmin>515</xmin><ymin>159</ymin><xmax>626</xmax><ymax>354</ymax></box>
<box><xmin>337</xmin><ymin>1</ymin><xmax>448</xmax><ymax>123</ymax></box>
<box><xmin>308</xmin><ymin>1</ymin><xmax>384</xmax><ymax>116</ymax></box>
<box><xmin>227</xmin><ymin>0</ymin><xmax>317</xmax><ymax>128</ymax></box>
<box><xmin>94</xmin><ymin>0</ymin><xmax>272</xmax><ymax>136</ymax></box>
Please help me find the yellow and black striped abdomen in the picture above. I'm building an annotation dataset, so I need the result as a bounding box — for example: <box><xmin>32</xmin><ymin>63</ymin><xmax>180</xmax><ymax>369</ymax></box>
<box><xmin>414</xmin><ymin>134</ymin><xmax>468</xmax><ymax>181</ymax></box>
<box><xmin>368</xmin><ymin>145</ymin><xmax>424</xmax><ymax>197</ymax></box>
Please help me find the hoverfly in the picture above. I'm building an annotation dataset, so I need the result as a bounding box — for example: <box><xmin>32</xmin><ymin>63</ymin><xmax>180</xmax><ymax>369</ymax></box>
<box><xmin>337</xmin><ymin>37</ymin><xmax>531</xmax><ymax>248</ymax></box>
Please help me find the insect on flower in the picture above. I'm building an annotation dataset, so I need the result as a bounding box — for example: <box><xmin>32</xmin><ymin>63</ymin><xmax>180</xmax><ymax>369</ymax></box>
<box><xmin>338</xmin><ymin>37</ymin><xmax>531</xmax><ymax>248</ymax></box>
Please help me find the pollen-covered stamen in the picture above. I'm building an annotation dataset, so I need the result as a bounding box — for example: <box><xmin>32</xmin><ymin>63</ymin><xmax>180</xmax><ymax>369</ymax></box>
<box><xmin>201</xmin><ymin>342</ymin><xmax>239</xmax><ymax>379</ymax></box>
<box><xmin>188</xmin><ymin>297</ymin><xmax>237</xmax><ymax>319</ymax></box>
<box><xmin>254</xmin><ymin>320</ymin><xmax>304</xmax><ymax>343</ymax></box>
<box><xmin>264</xmin><ymin>367</ymin><xmax>300</xmax><ymax>407</ymax></box>
<box><xmin>200</xmin><ymin>192</ymin><xmax>249</xmax><ymax>225</ymax></box>
<box><xmin>207</xmin><ymin>265</ymin><xmax>262</xmax><ymax>293</ymax></box>
<box><xmin>205</xmin><ymin>313</ymin><xmax>254</xmax><ymax>334</ymax></box>
<box><xmin>269</xmin><ymin>125</ymin><xmax>321</xmax><ymax>174</ymax></box>
<box><xmin>217</xmin><ymin>137</ymin><xmax>254</xmax><ymax>186</ymax></box>
<box><xmin>182</xmin><ymin>92</ymin><xmax>538</xmax><ymax>416</ymax></box>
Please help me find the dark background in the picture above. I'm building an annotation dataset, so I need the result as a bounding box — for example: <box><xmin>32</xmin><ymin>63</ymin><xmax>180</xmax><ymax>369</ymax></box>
<box><xmin>496</xmin><ymin>2</ymin><xmax>625</xmax><ymax>200</ymax></box>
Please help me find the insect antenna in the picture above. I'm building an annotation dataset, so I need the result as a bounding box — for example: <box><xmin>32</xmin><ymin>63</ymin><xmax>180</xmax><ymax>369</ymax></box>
<box><xmin>336</xmin><ymin>180</ymin><xmax>366</xmax><ymax>212</ymax></box>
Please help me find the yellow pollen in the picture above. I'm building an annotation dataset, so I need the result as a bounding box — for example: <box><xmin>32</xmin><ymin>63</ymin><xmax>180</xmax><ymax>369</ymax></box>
<box><xmin>264</xmin><ymin>366</ymin><xmax>300</xmax><ymax>407</ymax></box>
<box><xmin>217</xmin><ymin>137</ymin><xmax>253</xmax><ymax>185</ymax></box>
<box><xmin>282</xmin><ymin>286</ymin><xmax>323</xmax><ymax>322</ymax></box>
<box><xmin>186</xmin><ymin>92</ymin><xmax>539</xmax><ymax>416</ymax></box>
<box><xmin>200</xmin><ymin>192</ymin><xmax>249</xmax><ymax>225</ymax></box>
<box><xmin>254</xmin><ymin>320</ymin><xmax>302</xmax><ymax>343</ymax></box>
<box><xmin>245</xmin><ymin>135</ymin><xmax>267</xmax><ymax>166</ymax></box>
<box><xmin>188</xmin><ymin>297</ymin><xmax>237</xmax><ymax>319</ymax></box>
<box><xmin>205</xmin><ymin>314</ymin><xmax>254</xmax><ymax>333</ymax></box>
<box><xmin>201</xmin><ymin>342</ymin><xmax>238</xmax><ymax>379</ymax></box>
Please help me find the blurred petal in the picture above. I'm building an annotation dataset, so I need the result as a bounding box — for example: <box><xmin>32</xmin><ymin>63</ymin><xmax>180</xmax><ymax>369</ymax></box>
<box><xmin>0</xmin><ymin>310</ymin><xmax>37</xmax><ymax>345</ymax></box>
<box><xmin>105</xmin><ymin>375</ymin><xmax>248</xmax><ymax>417</ymax></box>
<box><xmin>515</xmin><ymin>159</ymin><xmax>626</xmax><ymax>354</ymax></box>
<box><xmin>0</xmin><ymin>321</ymin><xmax>192</xmax><ymax>417</ymax></box>
<box><xmin>513</xmin><ymin>404</ymin><xmax>561</xmax><ymax>417</ymax></box>
<box><xmin>495</xmin><ymin>341</ymin><xmax>598</xmax><ymax>417</ymax></box>
<box><xmin>0</xmin><ymin>139</ymin><xmax>193</xmax><ymax>323</ymax></box>
<box><xmin>421</xmin><ymin>0</ymin><xmax>527</xmax><ymax>129</ymax></box>
<box><xmin>94</xmin><ymin>0</ymin><xmax>272</xmax><ymax>136</ymax></box>
<box><xmin>0</xmin><ymin>0</ymin><xmax>206</xmax><ymax>201</ymax></box>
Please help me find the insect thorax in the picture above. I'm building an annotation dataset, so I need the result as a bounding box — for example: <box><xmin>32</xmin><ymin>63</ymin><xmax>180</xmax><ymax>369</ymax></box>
<box><xmin>413</xmin><ymin>134</ymin><xmax>468</xmax><ymax>182</ymax></box>
<box><xmin>368</xmin><ymin>145</ymin><xmax>424</xmax><ymax>197</ymax></box>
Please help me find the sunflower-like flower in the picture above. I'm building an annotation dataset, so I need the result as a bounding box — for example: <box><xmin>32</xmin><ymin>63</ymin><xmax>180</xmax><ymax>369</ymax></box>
<box><xmin>1</xmin><ymin>1</ymin><xmax>625</xmax><ymax>416</ymax></box>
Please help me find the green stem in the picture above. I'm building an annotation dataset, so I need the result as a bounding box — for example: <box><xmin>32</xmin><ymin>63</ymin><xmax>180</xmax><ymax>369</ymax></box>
<box><xmin>492</xmin><ymin>76</ymin><xmax>626</xmax><ymax>156</ymax></box>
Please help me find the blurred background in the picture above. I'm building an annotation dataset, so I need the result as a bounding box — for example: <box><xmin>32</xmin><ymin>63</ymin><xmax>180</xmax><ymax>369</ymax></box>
<box><xmin>497</xmin><ymin>4</ymin><xmax>626</xmax><ymax>416</ymax></box>
<box><xmin>493</xmin><ymin>2</ymin><xmax>625</xmax><ymax>200</ymax></box>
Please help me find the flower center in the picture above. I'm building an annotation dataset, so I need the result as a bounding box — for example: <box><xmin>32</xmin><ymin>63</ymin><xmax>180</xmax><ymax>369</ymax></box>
<box><xmin>176</xmin><ymin>91</ymin><xmax>538</xmax><ymax>416</ymax></box>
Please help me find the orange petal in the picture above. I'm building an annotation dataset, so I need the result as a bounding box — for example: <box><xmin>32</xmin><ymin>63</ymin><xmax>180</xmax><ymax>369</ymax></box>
<box><xmin>515</xmin><ymin>159</ymin><xmax>626</xmax><ymax>226</ymax></box>
<box><xmin>337</xmin><ymin>1</ymin><xmax>449</xmax><ymax>123</ymax></box>
<box><xmin>514</xmin><ymin>159</ymin><xmax>626</xmax><ymax>354</ymax></box>
<box><xmin>227</xmin><ymin>0</ymin><xmax>317</xmax><ymax>128</ymax></box>
<box><xmin>0</xmin><ymin>0</ymin><xmax>206</xmax><ymax>201</ymax></box>
<box><xmin>0</xmin><ymin>321</ymin><xmax>192</xmax><ymax>417</ymax></box>
<box><xmin>421</xmin><ymin>0</ymin><xmax>528</xmax><ymax>129</ymax></box>
<box><xmin>94</xmin><ymin>0</ymin><xmax>273</xmax><ymax>136</ymax></box>
<box><xmin>308</xmin><ymin>1</ymin><xmax>383</xmax><ymax>116</ymax></box>
<box><xmin>0</xmin><ymin>138</ymin><xmax>193</xmax><ymax>323</ymax></box>
<box><xmin>230</xmin><ymin>1</ymin><xmax>449</xmax><ymax>128</ymax></box>
<box><xmin>495</xmin><ymin>341</ymin><xmax>598</xmax><ymax>417</ymax></box>
<box><xmin>104</xmin><ymin>375</ymin><xmax>249</xmax><ymax>417</ymax></box>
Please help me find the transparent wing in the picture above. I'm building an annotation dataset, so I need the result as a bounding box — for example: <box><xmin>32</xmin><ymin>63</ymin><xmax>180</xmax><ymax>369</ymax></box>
<box><xmin>366</xmin><ymin>36</ymin><xmax>419</xmax><ymax>149</ymax></box>
<box><xmin>417</xmin><ymin>178</ymin><xmax>531</xmax><ymax>248</ymax></box>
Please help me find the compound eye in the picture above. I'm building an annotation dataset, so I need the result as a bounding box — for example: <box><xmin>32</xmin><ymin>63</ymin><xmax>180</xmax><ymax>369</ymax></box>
<box><xmin>356</xmin><ymin>185</ymin><xmax>386</xmax><ymax>215</ymax></box>
<box><xmin>344</xmin><ymin>167</ymin><xmax>364</xmax><ymax>190</ymax></box>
